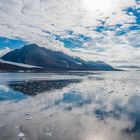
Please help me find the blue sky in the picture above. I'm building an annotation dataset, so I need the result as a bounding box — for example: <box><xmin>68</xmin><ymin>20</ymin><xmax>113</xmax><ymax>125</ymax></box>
<box><xmin>0</xmin><ymin>37</ymin><xmax>26</xmax><ymax>49</ymax></box>
<box><xmin>0</xmin><ymin>0</ymin><xmax>139</xmax><ymax>67</ymax></box>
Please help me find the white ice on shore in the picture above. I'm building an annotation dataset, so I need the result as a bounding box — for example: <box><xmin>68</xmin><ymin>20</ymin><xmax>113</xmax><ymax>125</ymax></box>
<box><xmin>0</xmin><ymin>59</ymin><xmax>41</xmax><ymax>68</ymax></box>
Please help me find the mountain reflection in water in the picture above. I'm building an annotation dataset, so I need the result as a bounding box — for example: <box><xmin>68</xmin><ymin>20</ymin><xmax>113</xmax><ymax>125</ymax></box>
<box><xmin>9</xmin><ymin>79</ymin><xmax>81</xmax><ymax>96</ymax></box>
<box><xmin>0</xmin><ymin>72</ymin><xmax>140</xmax><ymax>140</ymax></box>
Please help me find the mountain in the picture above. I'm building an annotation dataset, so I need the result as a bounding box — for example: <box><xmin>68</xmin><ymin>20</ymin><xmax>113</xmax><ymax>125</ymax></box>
<box><xmin>1</xmin><ymin>44</ymin><xmax>117</xmax><ymax>71</ymax></box>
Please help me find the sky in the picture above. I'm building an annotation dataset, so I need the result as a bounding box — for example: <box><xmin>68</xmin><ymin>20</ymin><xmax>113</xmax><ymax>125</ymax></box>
<box><xmin>0</xmin><ymin>0</ymin><xmax>140</xmax><ymax>68</ymax></box>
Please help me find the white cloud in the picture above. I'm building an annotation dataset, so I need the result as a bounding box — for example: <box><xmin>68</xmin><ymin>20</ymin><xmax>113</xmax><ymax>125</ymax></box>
<box><xmin>0</xmin><ymin>0</ymin><xmax>139</xmax><ymax>67</ymax></box>
<box><xmin>0</xmin><ymin>47</ymin><xmax>11</xmax><ymax>57</ymax></box>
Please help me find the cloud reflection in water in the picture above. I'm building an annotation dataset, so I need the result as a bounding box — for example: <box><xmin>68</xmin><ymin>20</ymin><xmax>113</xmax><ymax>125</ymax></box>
<box><xmin>0</xmin><ymin>72</ymin><xmax>140</xmax><ymax>140</ymax></box>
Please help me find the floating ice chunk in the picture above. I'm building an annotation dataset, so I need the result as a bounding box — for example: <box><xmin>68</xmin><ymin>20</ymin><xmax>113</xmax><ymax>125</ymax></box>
<box><xmin>18</xmin><ymin>132</ymin><xmax>25</xmax><ymax>137</ymax></box>
<box><xmin>26</xmin><ymin>117</ymin><xmax>32</xmax><ymax>120</ymax></box>
<box><xmin>45</xmin><ymin>132</ymin><xmax>53</xmax><ymax>137</ymax></box>
<box><xmin>25</xmin><ymin>112</ymin><xmax>32</xmax><ymax>120</ymax></box>
<box><xmin>25</xmin><ymin>112</ymin><xmax>30</xmax><ymax>116</ymax></box>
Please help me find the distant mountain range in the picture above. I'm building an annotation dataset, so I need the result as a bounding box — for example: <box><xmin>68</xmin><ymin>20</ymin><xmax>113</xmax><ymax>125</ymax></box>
<box><xmin>1</xmin><ymin>44</ymin><xmax>117</xmax><ymax>71</ymax></box>
<box><xmin>118</xmin><ymin>65</ymin><xmax>140</xmax><ymax>70</ymax></box>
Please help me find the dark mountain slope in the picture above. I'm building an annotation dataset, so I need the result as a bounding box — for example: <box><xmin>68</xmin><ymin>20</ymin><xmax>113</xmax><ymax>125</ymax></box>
<box><xmin>1</xmin><ymin>44</ymin><xmax>116</xmax><ymax>71</ymax></box>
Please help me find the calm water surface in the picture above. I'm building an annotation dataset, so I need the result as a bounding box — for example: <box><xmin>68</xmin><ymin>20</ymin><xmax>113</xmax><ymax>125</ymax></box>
<box><xmin>0</xmin><ymin>71</ymin><xmax>140</xmax><ymax>140</ymax></box>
